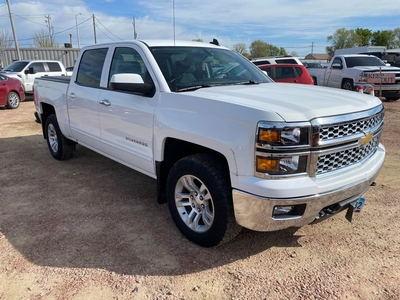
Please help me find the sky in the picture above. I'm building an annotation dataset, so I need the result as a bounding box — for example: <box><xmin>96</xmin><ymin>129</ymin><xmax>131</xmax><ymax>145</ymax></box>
<box><xmin>1</xmin><ymin>0</ymin><xmax>400</xmax><ymax>57</ymax></box>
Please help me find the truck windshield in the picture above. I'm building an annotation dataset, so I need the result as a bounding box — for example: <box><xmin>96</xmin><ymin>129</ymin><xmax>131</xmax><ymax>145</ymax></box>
<box><xmin>345</xmin><ymin>56</ymin><xmax>386</xmax><ymax>68</ymax></box>
<box><xmin>1</xmin><ymin>61</ymin><xmax>29</xmax><ymax>72</ymax></box>
<box><xmin>149</xmin><ymin>46</ymin><xmax>271</xmax><ymax>92</ymax></box>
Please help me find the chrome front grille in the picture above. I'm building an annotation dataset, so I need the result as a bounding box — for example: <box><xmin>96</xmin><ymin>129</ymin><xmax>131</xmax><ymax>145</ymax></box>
<box><xmin>319</xmin><ymin>111</ymin><xmax>384</xmax><ymax>141</ymax></box>
<box><xmin>309</xmin><ymin>105</ymin><xmax>384</xmax><ymax>177</ymax></box>
<box><xmin>316</xmin><ymin>133</ymin><xmax>381</xmax><ymax>175</ymax></box>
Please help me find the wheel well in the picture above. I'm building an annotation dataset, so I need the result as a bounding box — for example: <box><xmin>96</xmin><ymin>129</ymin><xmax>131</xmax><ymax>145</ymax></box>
<box><xmin>312</xmin><ymin>76</ymin><xmax>317</xmax><ymax>85</ymax></box>
<box><xmin>40</xmin><ymin>103</ymin><xmax>56</xmax><ymax>139</ymax></box>
<box><xmin>341</xmin><ymin>78</ymin><xmax>353</xmax><ymax>86</ymax></box>
<box><xmin>155</xmin><ymin>138</ymin><xmax>229</xmax><ymax>204</ymax></box>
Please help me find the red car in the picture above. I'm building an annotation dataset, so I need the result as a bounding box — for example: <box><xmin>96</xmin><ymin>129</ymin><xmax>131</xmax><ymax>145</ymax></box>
<box><xmin>0</xmin><ymin>74</ymin><xmax>25</xmax><ymax>109</ymax></box>
<box><xmin>258</xmin><ymin>63</ymin><xmax>314</xmax><ymax>85</ymax></box>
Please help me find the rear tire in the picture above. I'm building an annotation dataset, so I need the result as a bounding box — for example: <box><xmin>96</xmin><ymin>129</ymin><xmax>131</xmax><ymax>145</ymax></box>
<box><xmin>45</xmin><ymin>114</ymin><xmax>76</xmax><ymax>160</ymax></box>
<box><xmin>341</xmin><ymin>79</ymin><xmax>353</xmax><ymax>91</ymax></box>
<box><xmin>166</xmin><ymin>153</ymin><xmax>242</xmax><ymax>247</ymax></box>
<box><xmin>5</xmin><ymin>91</ymin><xmax>20</xmax><ymax>109</ymax></box>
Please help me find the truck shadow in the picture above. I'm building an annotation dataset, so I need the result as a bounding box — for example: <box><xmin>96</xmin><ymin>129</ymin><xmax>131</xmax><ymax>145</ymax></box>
<box><xmin>0</xmin><ymin>134</ymin><xmax>303</xmax><ymax>276</ymax></box>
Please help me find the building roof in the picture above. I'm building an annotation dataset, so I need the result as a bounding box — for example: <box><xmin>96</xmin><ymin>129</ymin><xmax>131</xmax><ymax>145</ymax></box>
<box><xmin>304</xmin><ymin>53</ymin><xmax>331</xmax><ymax>61</ymax></box>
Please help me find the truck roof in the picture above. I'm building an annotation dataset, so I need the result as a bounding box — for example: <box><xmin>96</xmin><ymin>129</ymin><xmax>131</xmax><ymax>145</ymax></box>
<box><xmin>12</xmin><ymin>60</ymin><xmax>63</xmax><ymax>63</ymax></box>
<box><xmin>82</xmin><ymin>39</ymin><xmax>228</xmax><ymax>50</ymax></box>
<box><xmin>335</xmin><ymin>54</ymin><xmax>376</xmax><ymax>57</ymax></box>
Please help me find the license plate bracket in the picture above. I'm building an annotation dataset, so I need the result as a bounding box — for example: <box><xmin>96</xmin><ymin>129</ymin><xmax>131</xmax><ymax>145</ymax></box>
<box><xmin>345</xmin><ymin>197</ymin><xmax>365</xmax><ymax>222</ymax></box>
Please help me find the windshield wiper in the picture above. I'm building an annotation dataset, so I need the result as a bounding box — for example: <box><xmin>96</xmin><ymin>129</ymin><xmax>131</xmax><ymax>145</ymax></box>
<box><xmin>177</xmin><ymin>84</ymin><xmax>212</xmax><ymax>92</ymax></box>
<box><xmin>234</xmin><ymin>80</ymin><xmax>261</xmax><ymax>85</ymax></box>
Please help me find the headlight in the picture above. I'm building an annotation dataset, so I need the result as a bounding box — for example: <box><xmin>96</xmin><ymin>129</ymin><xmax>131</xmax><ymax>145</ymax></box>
<box><xmin>257</xmin><ymin>122</ymin><xmax>310</xmax><ymax>148</ymax></box>
<box><xmin>256</xmin><ymin>155</ymin><xmax>308</xmax><ymax>175</ymax></box>
<box><xmin>256</xmin><ymin>122</ymin><xmax>310</xmax><ymax>177</ymax></box>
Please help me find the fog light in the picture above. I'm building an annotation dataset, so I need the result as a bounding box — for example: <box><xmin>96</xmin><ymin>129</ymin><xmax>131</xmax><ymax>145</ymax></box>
<box><xmin>273</xmin><ymin>205</ymin><xmax>295</xmax><ymax>216</ymax></box>
<box><xmin>272</xmin><ymin>204</ymin><xmax>306</xmax><ymax>219</ymax></box>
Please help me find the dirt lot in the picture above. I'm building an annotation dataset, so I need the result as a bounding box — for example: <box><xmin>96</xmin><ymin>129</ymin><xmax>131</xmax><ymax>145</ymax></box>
<box><xmin>0</xmin><ymin>98</ymin><xmax>399</xmax><ymax>299</ymax></box>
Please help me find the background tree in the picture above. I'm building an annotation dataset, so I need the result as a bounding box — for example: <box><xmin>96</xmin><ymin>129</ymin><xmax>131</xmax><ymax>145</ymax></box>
<box><xmin>355</xmin><ymin>28</ymin><xmax>372</xmax><ymax>46</ymax></box>
<box><xmin>233</xmin><ymin>43</ymin><xmax>247</xmax><ymax>55</ymax></box>
<box><xmin>393</xmin><ymin>27</ymin><xmax>400</xmax><ymax>48</ymax></box>
<box><xmin>371</xmin><ymin>30</ymin><xmax>396</xmax><ymax>48</ymax></box>
<box><xmin>326</xmin><ymin>28</ymin><xmax>358</xmax><ymax>56</ymax></box>
<box><xmin>278</xmin><ymin>47</ymin><xmax>287</xmax><ymax>56</ymax></box>
<box><xmin>249</xmin><ymin>40</ymin><xmax>286</xmax><ymax>58</ymax></box>
<box><xmin>192</xmin><ymin>38</ymin><xmax>203</xmax><ymax>42</ymax></box>
<box><xmin>233</xmin><ymin>43</ymin><xmax>249</xmax><ymax>57</ymax></box>
<box><xmin>289</xmin><ymin>51</ymin><xmax>299</xmax><ymax>57</ymax></box>
<box><xmin>0</xmin><ymin>29</ymin><xmax>13</xmax><ymax>48</ymax></box>
<box><xmin>32</xmin><ymin>29</ymin><xmax>59</xmax><ymax>47</ymax></box>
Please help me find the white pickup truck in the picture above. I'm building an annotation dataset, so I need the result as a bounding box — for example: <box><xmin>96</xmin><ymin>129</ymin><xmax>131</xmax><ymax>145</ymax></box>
<box><xmin>33</xmin><ymin>40</ymin><xmax>385</xmax><ymax>247</ymax></box>
<box><xmin>308</xmin><ymin>54</ymin><xmax>400</xmax><ymax>100</ymax></box>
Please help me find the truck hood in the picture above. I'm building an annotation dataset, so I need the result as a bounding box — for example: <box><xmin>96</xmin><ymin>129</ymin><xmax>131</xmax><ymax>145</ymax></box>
<box><xmin>352</xmin><ymin>66</ymin><xmax>400</xmax><ymax>72</ymax></box>
<box><xmin>0</xmin><ymin>71</ymin><xmax>21</xmax><ymax>78</ymax></box>
<box><xmin>190</xmin><ymin>83</ymin><xmax>382</xmax><ymax>122</ymax></box>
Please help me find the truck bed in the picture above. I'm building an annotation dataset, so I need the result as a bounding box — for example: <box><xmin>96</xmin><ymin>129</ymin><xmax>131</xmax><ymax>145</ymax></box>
<box><xmin>37</xmin><ymin>76</ymin><xmax>71</xmax><ymax>84</ymax></box>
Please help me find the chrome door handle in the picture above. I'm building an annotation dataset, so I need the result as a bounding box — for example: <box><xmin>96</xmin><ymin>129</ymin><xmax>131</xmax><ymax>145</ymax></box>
<box><xmin>99</xmin><ymin>99</ymin><xmax>111</xmax><ymax>106</ymax></box>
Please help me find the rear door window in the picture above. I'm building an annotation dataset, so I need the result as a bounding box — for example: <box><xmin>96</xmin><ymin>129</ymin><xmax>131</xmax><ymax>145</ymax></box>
<box><xmin>47</xmin><ymin>62</ymin><xmax>62</xmax><ymax>72</ymax></box>
<box><xmin>76</xmin><ymin>48</ymin><xmax>108</xmax><ymax>88</ymax></box>
<box><xmin>275</xmin><ymin>66</ymin><xmax>295</xmax><ymax>79</ymax></box>
<box><xmin>275</xmin><ymin>59</ymin><xmax>298</xmax><ymax>64</ymax></box>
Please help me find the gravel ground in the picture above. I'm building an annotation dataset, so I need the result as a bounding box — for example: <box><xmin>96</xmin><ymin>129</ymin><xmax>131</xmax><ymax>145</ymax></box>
<box><xmin>0</xmin><ymin>97</ymin><xmax>399</xmax><ymax>299</ymax></box>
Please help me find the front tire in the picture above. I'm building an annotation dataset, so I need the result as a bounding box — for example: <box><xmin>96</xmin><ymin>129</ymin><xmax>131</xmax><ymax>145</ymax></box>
<box><xmin>5</xmin><ymin>91</ymin><xmax>20</xmax><ymax>109</ymax></box>
<box><xmin>341</xmin><ymin>79</ymin><xmax>353</xmax><ymax>91</ymax></box>
<box><xmin>166</xmin><ymin>153</ymin><xmax>242</xmax><ymax>247</ymax></box>
<box><xmin>45</xmin><ymin>114</ymin><xmax>76</xmax><ymax>160</ymax></box>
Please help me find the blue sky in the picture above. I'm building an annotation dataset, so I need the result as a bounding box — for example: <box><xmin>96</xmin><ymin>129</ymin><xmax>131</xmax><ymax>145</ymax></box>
<box><xmin>1</xmin><ymin>0</ymin><xmax>400</xmax><ymax>57</ymax></box>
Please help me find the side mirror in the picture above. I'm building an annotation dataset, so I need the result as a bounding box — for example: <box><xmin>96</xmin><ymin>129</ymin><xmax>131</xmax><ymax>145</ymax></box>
<box><xmin>109</xmin><ymin>73</ymin><xmax>154</xmax><ymax>96</ymax></box>
<box><xmin>331</xmin><ymin>63</ymin><xmax>343</xmax><ymax>70</ymax></box>
<box><xmin>24</xmin><ymin>67</ymin><xmax>36</xmax><ymax>74</ymax></box>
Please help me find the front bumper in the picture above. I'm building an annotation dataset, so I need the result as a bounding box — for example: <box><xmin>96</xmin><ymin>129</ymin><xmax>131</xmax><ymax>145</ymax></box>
<box><xmin>232</xmin><ymin>145</ymin><xmax>385</xmax><ymax>232</ymax></box>
<box><xmin>355</xmin><ymin>82</ymin><xmax>400</xmax><ymax>98</ymax></box>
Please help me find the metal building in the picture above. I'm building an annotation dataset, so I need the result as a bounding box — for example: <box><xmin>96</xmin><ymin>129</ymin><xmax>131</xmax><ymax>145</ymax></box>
<box><xmin>0</xmin><ymin>47</ymin><xmax>80</xmax><ymax>69</ymax></box>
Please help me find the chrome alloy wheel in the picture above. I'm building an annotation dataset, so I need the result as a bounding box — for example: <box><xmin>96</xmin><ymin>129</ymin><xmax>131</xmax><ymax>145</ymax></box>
<box><xmin>8</xmin><ymin>92</ymin><xmax>19</xmax><ymax>107</ymax></box>
<box><xmin>174</xmin><ymin>174</ymin><xmax>214</xmax><ymax>233</ymax></box>
<box><xmin>47</xmin><ymin>123</ymin><xmax>59</xmax><ymax>153</ymax></box>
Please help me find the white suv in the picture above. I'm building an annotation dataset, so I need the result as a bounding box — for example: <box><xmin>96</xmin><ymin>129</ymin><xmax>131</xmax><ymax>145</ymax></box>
<box><xmin>1</xmin><ymin>60</ymin><xmax>69</xmax><ymax>94</ymax></box>
<box><xmin>251</xmin><ymin>56</ymin><xmax>303</xmax><ymax>66</ymax></box>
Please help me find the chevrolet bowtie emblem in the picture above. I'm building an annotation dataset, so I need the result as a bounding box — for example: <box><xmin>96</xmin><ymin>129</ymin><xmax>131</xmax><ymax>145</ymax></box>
<box><xmin>360</xmin><ymin>132</ymin><xmax>373</xmax><ymax>146</ymax></box>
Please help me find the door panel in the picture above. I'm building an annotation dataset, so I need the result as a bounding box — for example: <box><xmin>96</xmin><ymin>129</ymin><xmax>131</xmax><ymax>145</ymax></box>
<box><xmin>98</xmin><ymin>46</ymin><xmax>156</xmax><ymax>176</ymax></box>
<box><xmin>67</xmin><ymin>47</ymin><xmax>108</xmax><ymax>149</ymax></box>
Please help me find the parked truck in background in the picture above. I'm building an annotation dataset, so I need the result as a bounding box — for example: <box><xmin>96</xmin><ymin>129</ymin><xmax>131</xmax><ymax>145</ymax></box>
<box><xmin>334</xmin><ymin>46</ymin><xmax>400</xmax><ymax>67</ymax></box>
<box><xmin>33</xmin><ymin>39</ymin><xmax>385</xmax><ymax>247</ymax></box>
<box><xmin>308</xmin><ymin>54</ymin><xmax>400</xmax><ymax>100</ymax></box>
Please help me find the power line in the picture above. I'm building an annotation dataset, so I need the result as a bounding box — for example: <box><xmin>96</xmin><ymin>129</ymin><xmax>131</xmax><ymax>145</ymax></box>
<box><xmin>94</xmin><ymin>16</ymin><xmax>124</xmax><ymax>41</ymax></box>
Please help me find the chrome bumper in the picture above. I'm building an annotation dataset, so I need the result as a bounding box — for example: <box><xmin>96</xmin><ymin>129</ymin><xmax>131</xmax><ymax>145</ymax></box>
<box><xmin>232</xmin><ymin>166</ymin><xmax>382</xmax><ymax>232</ymax></box>
<box><xmin>355</xmin><ymin>82</ymin><xmax>400</xmax><ymax>98</ymax></box>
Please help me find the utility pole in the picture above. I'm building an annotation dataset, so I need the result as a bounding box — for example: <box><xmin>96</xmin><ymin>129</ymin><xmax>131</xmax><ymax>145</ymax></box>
<box><xmin>75</xmin><ymin>13</ymin><xmax>81</xmax><ymax>48</ymax></box>
<box><xmin>5</xmin><ymin>0</ymin><xmax>21</xmax><ymax>60</ymax></box>
<box><xmin>310</xmin><ymin>42</ymin><xmax>314</xmax><ymax>55</ymax></box>
<box><xmin>132</xmin><ymin>16</ymin><xmax>138</xmax><ymax>39</ymax></box>
<box><xmin>92</xmin><ymin>14</ymin><xmax>97</xmax><ymax>44</ymax></box>
<box><xmin>44</xmin><ymin>14</ymin><xmax>54</xmax><ymax>43</ymax></box>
